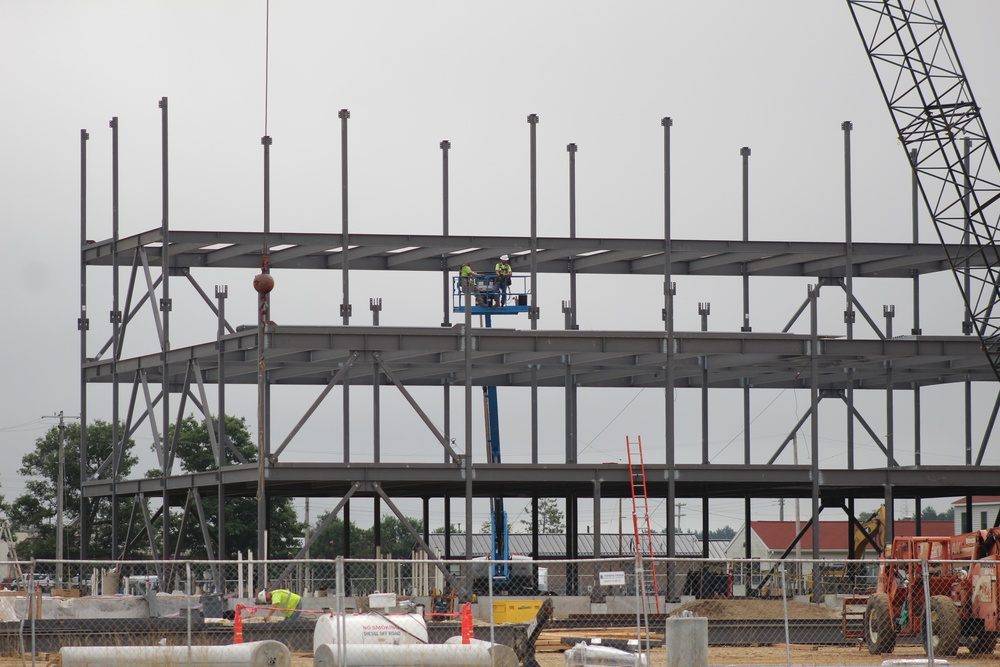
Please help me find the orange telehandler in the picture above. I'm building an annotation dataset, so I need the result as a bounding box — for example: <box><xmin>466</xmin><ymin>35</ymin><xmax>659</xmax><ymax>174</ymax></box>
<box><xmin>864</xmin><ymin>529</ymin><xmax>1000</xmax><ymax>656</ymax></box>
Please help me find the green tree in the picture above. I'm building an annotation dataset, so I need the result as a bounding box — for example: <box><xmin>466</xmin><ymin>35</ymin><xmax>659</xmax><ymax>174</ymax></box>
<box><xmin>920</xmin><ymin>505</ymin><xmax>955</xmax><ymax>521</ymax></box>
<box><xmin>433</xmin><ymin>523</ymin><xmax>462</xmax><ymax>534</ymax></box>
<box><xmin>311</xmin><ymin>515</ymin><xmax>373</xmax><ymax>559</ymax></box>
<box><xmin>693</xmin><ymin>526</ymin><xmax>737</xmax><ymax>540</ymax></box>
<box><xmin>377</xmin><ymin>515</ymin><xmax>425</xmax><ymax>559</ymax></box>
<box><xmin>480</xmin><ymin>520</ymin><xmax>514</xmax><ymax>534</ymax></box>
<box><xmin>311</xmin><ymin>514</ymin><xmax>428</xmax><ymax>560</ymax></box>
<box><xmin>7</xmin><ymin>420</ymin><xmax>139</xmax><ymax>560</ymax></box>
<box><xmin>170</xmin><ymin>415</ymin><xmax>303</xmax><ymax>559</ymax></box>
<box><xmin>518</xmin><ymin>498</ymin><xmax>564</xmax><ymax>533</ymax></box>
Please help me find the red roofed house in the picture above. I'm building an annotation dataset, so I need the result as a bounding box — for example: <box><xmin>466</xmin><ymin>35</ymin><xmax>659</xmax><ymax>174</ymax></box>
<box><xmin>724</xmin><ymin>517</ymin><xmax>955</xmax><ymax>597</ymax></box>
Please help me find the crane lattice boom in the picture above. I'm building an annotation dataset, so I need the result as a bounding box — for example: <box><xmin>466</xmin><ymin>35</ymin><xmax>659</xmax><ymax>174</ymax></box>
<box><xmin>848</xmin><ymin>0</ymin><xmax>1000</xmax><ymax>382</ymax></box>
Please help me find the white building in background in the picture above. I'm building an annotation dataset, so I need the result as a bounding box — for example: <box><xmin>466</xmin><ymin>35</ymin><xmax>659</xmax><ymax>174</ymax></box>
<box><xmin>951</xmin><ymin>496</ymin><xmax>1000</xmax><ymax>533</ymax></box>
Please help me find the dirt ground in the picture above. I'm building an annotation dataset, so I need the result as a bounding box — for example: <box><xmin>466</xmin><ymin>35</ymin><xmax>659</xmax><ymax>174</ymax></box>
<box><xmin>531</xmin><ymin>598</ymin><xmax>1000</xmax><ymax>665</ymax></box>
<box><xmin>289</xmin><ymin>648</ymin><xmax>1000</xmax><ymax>667</ymax></box>
<box><xmin>11</xmin><ymin>599</ymin><xmax>1000</xmax><ymax>666</ymax></box>
<box><xmin>13</xmin><ymin>645</ymin><xmax>1000</xmax><ymax>667</ymax></box>
<box><xmin>672</xmin><ymin>598</ymin><xmax>843</xmax><ymax>620</ymax></box>
<box><xmin>287</xmin><ymin>646</ymin><xmax>999</xmax><ymax>667</ymax></box>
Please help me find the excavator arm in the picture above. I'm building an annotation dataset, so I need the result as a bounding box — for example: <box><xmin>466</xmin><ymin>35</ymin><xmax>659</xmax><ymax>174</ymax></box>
<box><xmin>852</xmin><ymin>504</ymin><xmax>886</xmax><ymax>559</ymax></box>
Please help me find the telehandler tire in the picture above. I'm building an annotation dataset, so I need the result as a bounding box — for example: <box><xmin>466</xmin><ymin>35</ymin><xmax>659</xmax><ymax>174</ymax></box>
<box><xmin>925</xmin><ymin>594</ymin><xmax>961</xmax><ymax>656</ymax></box>
<box><xmin>865</xmin><ymin>592</ymin><xmax>897</xmax><ymax>654</ymax></box>
<box><xmin>966</xmin><ymin>626</ymin><xmax>998</xmax><ymax>655</ymax></box>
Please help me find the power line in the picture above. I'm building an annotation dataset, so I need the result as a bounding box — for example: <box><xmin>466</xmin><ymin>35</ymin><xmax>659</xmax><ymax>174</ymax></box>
<box><xmin>0</xmin><ymin>418</ymin><xmax>47</xmax><ymax>433</ymax></box>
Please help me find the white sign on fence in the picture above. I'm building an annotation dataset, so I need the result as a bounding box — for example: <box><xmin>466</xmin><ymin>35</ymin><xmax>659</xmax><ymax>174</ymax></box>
<box><xmin>599</xmin><ymin>571</ymin><xmax>626</xmax><ymax>586</ymax></box>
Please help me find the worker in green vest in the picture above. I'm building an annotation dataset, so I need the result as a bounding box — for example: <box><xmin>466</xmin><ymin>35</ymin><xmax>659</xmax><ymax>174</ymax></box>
<box><xmin>494</xmin><ymin>254</ymin><xmax>512</xmax><ymax>306</ymax></box>
<box><xmin>460</xmin><ymin>262</ymin><xmax>486</xmax><ymax>306</ymax></box>
<box><xmin>257</xmin><ymin>587</ymin><xmax>303</xmax><ymax>621</ymax></box>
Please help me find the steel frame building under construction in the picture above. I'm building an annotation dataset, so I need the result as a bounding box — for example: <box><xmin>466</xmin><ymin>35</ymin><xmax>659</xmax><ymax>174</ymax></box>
<box><xmin>73</xmin><ymin>112</ymin><xmax>999</xmax><ymax>585</ymax></box>
<box><xmin>73</xmin><ymin>5</ymin><xmax>1000</xmax><ymax>588</ymax></box>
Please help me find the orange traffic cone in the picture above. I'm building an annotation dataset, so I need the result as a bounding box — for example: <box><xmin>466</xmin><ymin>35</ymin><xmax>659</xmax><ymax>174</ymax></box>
<box><xmin>461</xmin><ymin>601</ymin><xmax>473</xmax><ymax>644</ymax></box>
<box><xmin>234</xmin><ymin>603</ymin><xmax>244</xmax><ymax>644</ymax></box>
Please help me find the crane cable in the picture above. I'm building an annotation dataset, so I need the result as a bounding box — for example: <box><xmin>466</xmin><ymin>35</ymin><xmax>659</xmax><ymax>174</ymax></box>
<box><xmin>264</xmin><ymin>0</ymin><xmax>270</xmax><ymax>136</ymax></box>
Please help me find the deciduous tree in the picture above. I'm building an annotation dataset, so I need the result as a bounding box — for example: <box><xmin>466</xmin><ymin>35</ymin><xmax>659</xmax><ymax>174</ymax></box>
<box><xmin>7</xmin><ymin>420</ymin><xmax>138</xmax><ymax>560</ymax></box>
<box><xmin>170</xmin><ymin>415</ymin><xmax>302</xmax><ymax>559</ymax></box>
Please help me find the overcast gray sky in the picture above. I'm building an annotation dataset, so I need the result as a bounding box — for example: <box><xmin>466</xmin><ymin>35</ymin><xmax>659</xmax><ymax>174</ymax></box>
<box><xmin>3</xmin><ymin>1</ymin><xmax>1000</xmax><ymax>541</ymax></box>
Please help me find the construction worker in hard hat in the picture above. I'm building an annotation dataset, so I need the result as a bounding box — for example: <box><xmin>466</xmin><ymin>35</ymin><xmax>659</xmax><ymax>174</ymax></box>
<box><xmin>257</xmin><ymin>587</ymin><xmax>303</xmax><ymax>621</ymax></box>
<box><xmin>460</xmin><ymin>262</ymin><xmax>486</xmax><ymax>306</ymax></box>
<box><xmin>494</xmin><ymin>254</ymin><xmax>512</xmax><ymax>307</ymax></box>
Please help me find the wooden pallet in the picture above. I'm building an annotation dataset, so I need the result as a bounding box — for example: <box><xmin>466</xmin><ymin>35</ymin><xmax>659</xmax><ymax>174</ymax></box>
<box><xmin>535</xmin><ymin>627</ymin><xmax>665</xmax><ymax>653</ymax></box>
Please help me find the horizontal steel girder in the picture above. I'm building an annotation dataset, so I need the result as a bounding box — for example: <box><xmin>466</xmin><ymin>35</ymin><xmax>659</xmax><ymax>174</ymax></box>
<box><xmin>82</xmin><ymin>461</ymin><xmax>1000</xmax><ymax>507</ymax></box>
<box><xmin>83</xmin><ymin>327</ymin><xmax>992</xmax><ymax>391</ymax></box>
<box><xmin>84</xmin><ymin>230</ymin><xmax>969</xmax><ymax>279</ymax></box>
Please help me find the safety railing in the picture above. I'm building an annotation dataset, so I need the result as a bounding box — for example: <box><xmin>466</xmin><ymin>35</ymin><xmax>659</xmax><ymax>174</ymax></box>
<box><xmin>452</xmin><ymin>274</ymin><xmax>530</xmax><ymax>313</ymax></box>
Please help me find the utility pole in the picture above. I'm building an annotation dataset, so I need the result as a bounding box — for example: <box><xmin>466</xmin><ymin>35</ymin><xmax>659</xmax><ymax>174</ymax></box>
<box><xmin>43</xmin><ymin>411</ymin><xmax>80</xmax><ymax>586</ymax></box>
<box><xmin>675</xmin><ymin>502</ymin><xmax>686</xmax><ymax>534</ymax></box>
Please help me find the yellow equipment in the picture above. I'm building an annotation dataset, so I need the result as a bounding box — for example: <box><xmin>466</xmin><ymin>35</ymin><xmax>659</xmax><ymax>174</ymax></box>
<box><xmin>852</xmin><ymin>504</ymin><xmax>886</xmax><ymax>560</ymax></box>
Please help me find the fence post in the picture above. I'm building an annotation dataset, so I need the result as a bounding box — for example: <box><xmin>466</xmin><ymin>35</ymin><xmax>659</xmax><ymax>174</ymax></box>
<box><xmin>921</xmin><ymin>559</ymin><xmax>934</xmax><ymax>663</ymax></box>
<box><xmin>185</xmin><ymin>562</ymin><xmax>193</xmax><ymax>649</ymax></box>
<box><xmin>336</xmin><ymin>557</ymin><xmax>346</xmax><ymax>667</ymax></box>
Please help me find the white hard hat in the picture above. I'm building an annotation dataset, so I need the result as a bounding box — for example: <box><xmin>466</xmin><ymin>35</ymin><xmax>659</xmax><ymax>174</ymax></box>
<box><xmin>257</xmin><ymin>590</ymin><xmax>268</xmax><ymax>603</ymax></box>
<box><xmin>500</xmin><ymin>254</ymin><xmax>509</xmax><ymax>261</ymax></box>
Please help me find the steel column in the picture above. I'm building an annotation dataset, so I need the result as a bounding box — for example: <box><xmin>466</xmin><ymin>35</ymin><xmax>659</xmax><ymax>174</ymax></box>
<box><xmin>912</xmin><ymin>145</ymin><xmax>923</xmax><ymax>519</ymax></box>
<box><xmin>662</xmin><ymin>117</ymin><xmax>676</xmax><ymax>569</ymax></box>
<box><xmin>339</xmin><ymin>109</ymin><xmax>351</xmax><ymax>324</ymax></box>
<box><xmin>110</xmin><ymin>117</ymin><xmax>121</xmax><ymax>560</ymax></box>
<box><xmin>568</xmin><ymin>143</ymin><xmax>578</xmax><ymax>330</ymax></box>
<box><xmin>158</xmin><ymin>97</ymin><xmax>171</xmax><ymax>564</ymax></box>
<box><xmin>441</xmin><ymin>140</ymin><xmax>451</xmax><ymax>327</ymax></box>
<box><xmin>740</xmin><ymin>146</ymin><xmax>751</xmax><ymax>333</ymax></box>
<box><xmin>216</xmin><ymin>285</ymin><xmax>227</xmax><ymax>558</ymax></box>
<box><xmin>565</xmin><ymin>358</ymin><xmax>576</xmax><ymax>464</ymax></box>
<box><xmin>844</xmin><ymin>122</ymin><xmax>857</xmax><ymax>539</ymax></box>
<box><xmin>809</xmin><ymin>285</ymin><xmax>820</xmax><ymax>563</ymax></box>
<box><xmin>592</xmin><ymin>480</ymin><xmax>601</xmax><ymax>560</ymax></box>
<box><xmin>740</xmin><ymin>145</ymin><xmax>752</xmax><ymax>562</ymax></box>
<box><xmin>528</xmin><ymin>114</ymin><xmax>539</xmax><ymax>329</ymax></box>
<box><xmin>463</xmin><ymin>249</ymin><xmax>473</xmax><ymax>598</ymax></box>
<box><xmin>79</xmin><ymin>127</ymin><xmax>90</xmax><ymax>558</ymax></box>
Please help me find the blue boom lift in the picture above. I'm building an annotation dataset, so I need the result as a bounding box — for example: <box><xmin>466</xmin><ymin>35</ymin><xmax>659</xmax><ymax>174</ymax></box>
<box><xmin>453</xmin><ymin>270</ymin><xmax>529</xmax><ymax>591</ymax></box>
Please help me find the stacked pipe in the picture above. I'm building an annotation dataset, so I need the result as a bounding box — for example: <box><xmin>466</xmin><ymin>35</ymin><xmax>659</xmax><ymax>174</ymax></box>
<box><xmin>60</xmin><ymin>641</ymin><xmax>291</xmax><ymax>667</ymax></box>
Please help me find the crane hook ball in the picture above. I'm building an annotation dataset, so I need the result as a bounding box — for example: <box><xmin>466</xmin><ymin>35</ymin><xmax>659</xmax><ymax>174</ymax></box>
<box><xmin>253</xmin><ymin>273</ymin><xmax>274</xmax><ymax>294</ymax></box>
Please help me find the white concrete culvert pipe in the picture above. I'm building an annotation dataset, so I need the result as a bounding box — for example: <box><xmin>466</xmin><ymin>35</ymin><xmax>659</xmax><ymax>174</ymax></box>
<box><xmin>60</xmin><ymin>640</ymin><xmax>291</xmax><ymax>667</ymax></box>
<box><xmin>313</xmin><ymin>642</ymin><xmax>518</xmax><ymax>667</ymax></box>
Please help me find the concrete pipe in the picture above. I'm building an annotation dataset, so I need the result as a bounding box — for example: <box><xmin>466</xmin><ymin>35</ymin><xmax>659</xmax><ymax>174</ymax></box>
<box><xmin>61</xmin><ymin>640</ymin><xmax>291</xmax><ymax>667</ymax></box>
<box><xmin>563</xmin><ymin>642</ymin><xmax>646</xmax><ymax>667</ymax></box>
<box><xmin>314</xmin><ymin>642</ymin><xmax>518</xmax><ymax>667</ymax></box>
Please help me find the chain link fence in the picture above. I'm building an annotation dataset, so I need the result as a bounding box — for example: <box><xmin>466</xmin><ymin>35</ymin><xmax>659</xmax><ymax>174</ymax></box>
<box><xmin>0</xmin><ymin>555</ymin><xmax>992</xmax><ymax>665</ymax></box>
